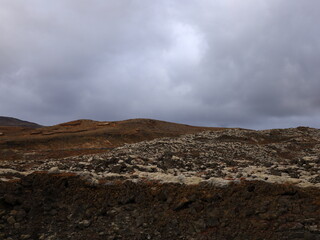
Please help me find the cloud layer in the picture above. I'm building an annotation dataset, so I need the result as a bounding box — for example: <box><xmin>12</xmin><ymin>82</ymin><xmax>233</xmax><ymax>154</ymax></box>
<box><xmin>1</xmin><ymin>0</ymin><xmax>320</xmax><ymax>129</ymax></box>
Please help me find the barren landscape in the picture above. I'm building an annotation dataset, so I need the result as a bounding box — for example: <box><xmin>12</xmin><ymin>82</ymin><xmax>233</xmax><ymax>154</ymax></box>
<box><xmin>0</xmin><ymin>117</ymin><xmax>320</xmax><ymax>239</ymax></box>
<box><xmin>2</xmin><ymin>0</ymin><xmax>320</xmax><ymax>239</ymax></box>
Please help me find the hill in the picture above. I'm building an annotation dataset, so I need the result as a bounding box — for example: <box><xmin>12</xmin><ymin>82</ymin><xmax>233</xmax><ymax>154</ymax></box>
<box><xmin>0</xmin><ymin>116</ymin><xmax>41</xmax><ymax>128</ymax></box>
<box><xmin>0</xmin><ymin>118</ymin><xmax>224</xmax><ymax>161</ymax></box>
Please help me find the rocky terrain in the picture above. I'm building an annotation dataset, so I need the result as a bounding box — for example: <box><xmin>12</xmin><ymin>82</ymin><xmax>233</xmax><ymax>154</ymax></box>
<box><xmin>0</xmin><ymin>122</ymin><xmax>320</xmax><ymax>239</ymax></box>
<box><xmin>0</xmin><ymin>118</ymin><xmax>220</xmax><ymax>162</ymax></box>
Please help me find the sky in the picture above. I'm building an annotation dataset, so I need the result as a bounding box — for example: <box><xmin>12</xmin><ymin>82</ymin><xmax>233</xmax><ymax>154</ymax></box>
<box><xmin>1</xmin><ymin>0</ymin><xmax>320</xmax><ymax>129</ymax></box>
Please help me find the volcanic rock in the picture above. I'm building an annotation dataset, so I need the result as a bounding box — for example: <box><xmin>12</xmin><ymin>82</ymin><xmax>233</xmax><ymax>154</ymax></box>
<box><xmin>0</xmin><ymin>126</ymin><xmax>320</xmax><ymax>239</ymax></box>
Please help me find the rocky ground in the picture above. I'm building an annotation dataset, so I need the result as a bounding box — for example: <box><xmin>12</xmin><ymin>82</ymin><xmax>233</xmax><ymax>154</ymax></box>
<box><xmin>0</xmin><ymin>126</ymin><xmax>320</xmax><ymax>239</ymax></box>
<box><xmin>0</xmin><ymin>118</ymin><xmax>219</xmax><ymax>162</ymax></box>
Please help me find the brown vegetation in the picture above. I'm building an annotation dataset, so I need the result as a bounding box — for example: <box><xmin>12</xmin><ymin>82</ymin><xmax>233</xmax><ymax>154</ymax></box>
<box><xmin>0</xmin><ymin>118</ymin><xmax>224</xmax><ymax>161</ymax></box>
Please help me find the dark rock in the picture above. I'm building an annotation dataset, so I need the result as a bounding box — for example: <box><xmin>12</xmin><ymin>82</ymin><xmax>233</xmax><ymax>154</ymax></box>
<box><xmin>15</xmin><ymin>209</ymin><xmax>26</xmax><ymax>221</ymax></box>
<box><xmin>20</xmin><ymin>234</ymin><xmax>31</xmax><ymax>239</ymax></box>
<box><xmin>206</xmin><ymin>217</ymin><xmax>219</xmax><ymax>227</ymax></box>
<box><xmin>49</xmin><ymin>209</ymin><xmax>57</xmax><ymax>216</ymax></box>
<box><xmin>259</xmin><ymin>212</ymin><xmax>279</xmax><ymax>220</ymax></box>
<box><xmin>4</xmin><ymin>194</ymin><xmax>18</xmax><ymax>205</ymax></box>
<box><xmin>7</xmin><ymin>216</ymin><xmax>15</xmax><ymax>224</ymax></box>
<box><xmin>110</xmin><ymin>165</ymin><xmax>123</xmax><ymax>173</ymax></box>
<box><xmin>173</xmin><ymin>197</ymin><xmax>194</xmax><ymax>211</ymax></box>
<box><xmin>78</xmin><ymin>220</ymin><xmax>91</xmax><ymax>228</ymax></box>
<box><xmin>193</xmin><ymin>219</ymin><xmax>206</xmax><ymax>232</ymax></box>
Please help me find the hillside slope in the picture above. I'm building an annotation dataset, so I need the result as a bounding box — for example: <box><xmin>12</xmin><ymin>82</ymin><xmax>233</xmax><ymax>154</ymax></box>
<box><xmin>0</xmin><ymin>116</ymin><xmax>41</xmax><ymax>128</ymax></box>
<box><xmin>0</xmin><ymin>118</ymin><xmax>224</xmax><ymax>161</ymax></box>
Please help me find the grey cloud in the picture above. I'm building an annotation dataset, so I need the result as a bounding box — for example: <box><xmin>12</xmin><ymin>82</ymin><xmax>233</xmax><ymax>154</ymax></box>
<box><xmin>178</xmin><ymin>0</ymin><xmax>320</xmax><ymax>127</ymax></box>
<box><xmin>0</xmin><ymin>0</ymin><xmax>320</xmax><ymax>129</ymax></box>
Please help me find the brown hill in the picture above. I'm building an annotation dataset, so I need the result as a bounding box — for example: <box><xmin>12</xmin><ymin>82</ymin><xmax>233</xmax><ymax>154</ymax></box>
<box><xmin>0</xmin><ymin>118</ymin><xmax>225</xmax><ymax>161</ymax></box>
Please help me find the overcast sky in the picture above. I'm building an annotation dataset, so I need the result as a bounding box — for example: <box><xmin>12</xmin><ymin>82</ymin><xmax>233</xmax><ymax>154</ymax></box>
<box><xmin>1</xmin><ymin>0</ymin><xmax>320</xmax><ymax>129</ymax></box>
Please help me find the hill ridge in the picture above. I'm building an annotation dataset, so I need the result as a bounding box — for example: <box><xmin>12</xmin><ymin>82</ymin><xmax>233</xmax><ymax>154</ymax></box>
<box><xmin>0</xmin><ymin>116</ymin><xmax>41</xmax><ymax>128</ymax></box>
